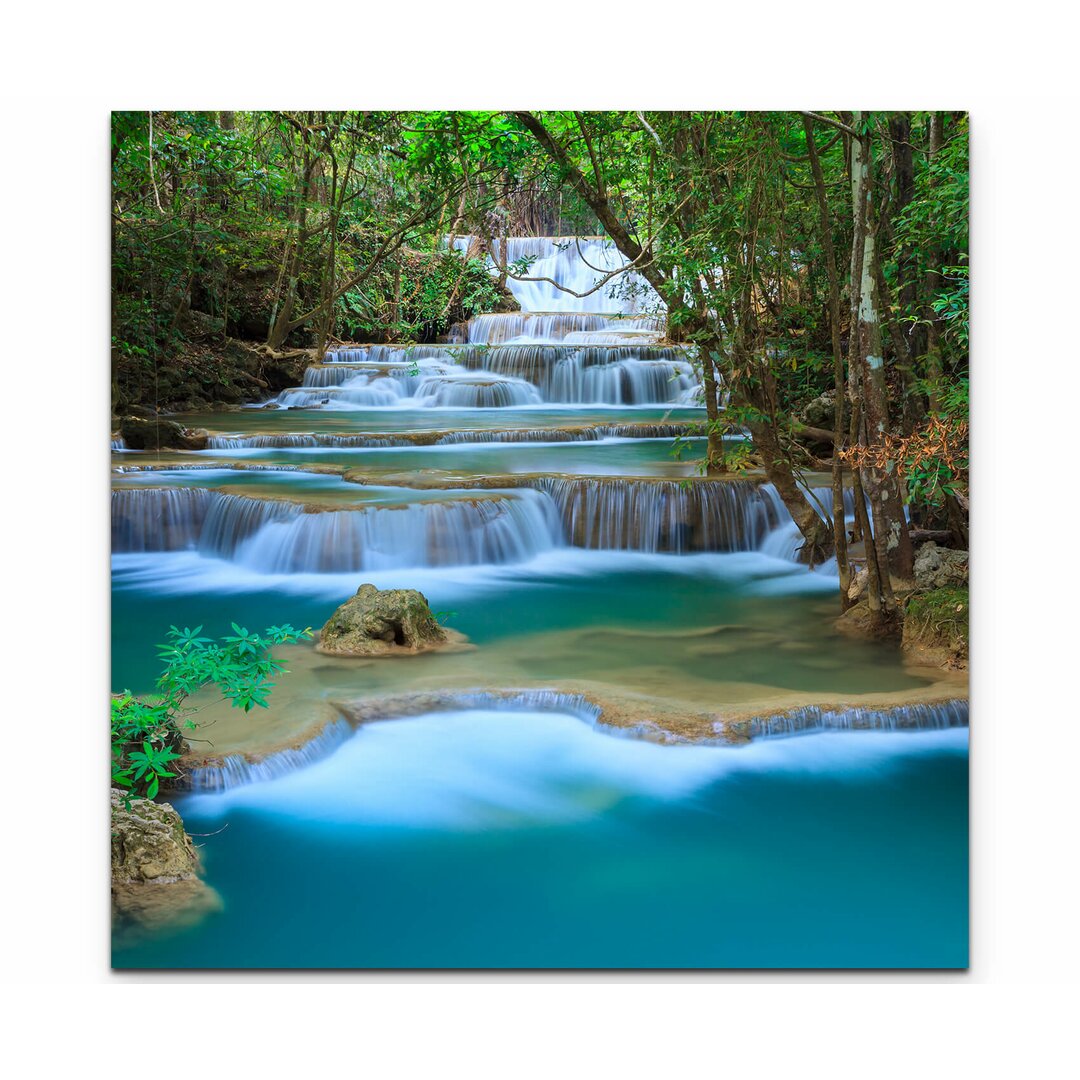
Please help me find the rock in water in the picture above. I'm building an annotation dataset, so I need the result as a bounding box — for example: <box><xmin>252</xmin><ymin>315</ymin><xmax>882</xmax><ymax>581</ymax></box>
<box><xmin>111</xmin><ymin>789</ymin><xmax>221</xmax><ymax>945</ymax></box>
<box><xmin>119</xmin><ymin>415</ymin><xmax>209</xmax><ymax>450</ymax></box>
<box><xmin>317</xmin><ymin>583</ymin><xmax>453</xmax><ymax>657</ymax></box>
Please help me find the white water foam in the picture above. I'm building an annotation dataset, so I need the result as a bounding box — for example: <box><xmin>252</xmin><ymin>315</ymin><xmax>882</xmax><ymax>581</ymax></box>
<box><xmin>182</xmin><ymin>706</ymin><xmax>968</xmax><ymax>829</ymax></box>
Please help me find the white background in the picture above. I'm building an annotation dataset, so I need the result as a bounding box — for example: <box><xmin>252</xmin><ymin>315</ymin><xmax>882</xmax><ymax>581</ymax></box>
<box><xmin>1</xmin><ymin>1</ymin><xmax>1077</xmax><ymax>1074</ymax></box>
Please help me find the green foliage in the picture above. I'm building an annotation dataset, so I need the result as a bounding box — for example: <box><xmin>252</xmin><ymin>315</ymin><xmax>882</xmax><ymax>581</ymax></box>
<box><xmin>890</xmin><ymin>114</ymin><xmax>970</xmax><ymax>376</ymax></box>
<box><xmin>931</xmin><ymin>262</ymin><xmax>969</xmax><ymax>349</ymax></box>
<box><xmin>336</xmin><ymin>251</ymin><xmax>504</xmax><ymax>342</ymax></box>
<box><xmin>112</xmin><ymin>621</ymin><xmax>313</xmax><ymax>800</ymax></box>
<box><xmin>902</xmin><ymin>377</ymin><xmax>969</xmax><ymax>510</ymax></box>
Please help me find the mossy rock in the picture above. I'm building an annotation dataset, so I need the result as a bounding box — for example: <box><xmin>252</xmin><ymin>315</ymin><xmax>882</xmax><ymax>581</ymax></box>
<box><xmin>317</xmin><ymin>583</ymin><xmax>452</xmax><ymax>657</ymax></box>
<box><xmin>110</xmin><ymin>789</ymin><xmax>221</xmax><ymax>945</ymax></box>
<box><xmin>903</xmin><ymin>586</ymin><xmax>968</xmax><ymax>669</ymax></box>
<box><xmin>111</xmin><ymin>790</ymin><xmax>200</xmax><ymax>883</ymax></box>
<box><xmin>119</xmin><ymin>415</ymin><xmax>208</xmax><ymax>450</ymax></box>
<box><xmin>914</xmin><ymin>542</ymin><xmax>969</xmax><ymax>591</ymax></box>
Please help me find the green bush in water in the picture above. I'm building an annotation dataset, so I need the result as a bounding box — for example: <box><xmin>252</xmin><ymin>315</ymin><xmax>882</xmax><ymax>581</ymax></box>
<box><xmin>112</xmin><ymin>622</ymin><xmax>313</xmax><ymax>800</ymax></box>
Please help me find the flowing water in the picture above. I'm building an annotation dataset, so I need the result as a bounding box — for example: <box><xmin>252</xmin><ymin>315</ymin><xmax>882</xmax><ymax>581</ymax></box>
<box><xmin>111</xmin><ymin>236</ymin><xmax>967</xmax><ymax>969</ymax></box>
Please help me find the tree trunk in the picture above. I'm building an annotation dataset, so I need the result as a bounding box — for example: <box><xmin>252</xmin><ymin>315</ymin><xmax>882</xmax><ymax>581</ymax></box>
<box><xmin>700</xmin><ymin>350</ymin><xmax>726</xmax><ymax>473</ymax></box>
<box><xmin>923</xmin><ymin>112</ymin><xmax>946</xmax><ymax>410</ymax></box>
<box><xmin>803</xmin><ymin>116</ymin><xmax>852</xmax><ymax>603</ymax></box>
<box><xmin>746</xmin><ymin>416</ymin><xmax>831</xmax><ymax>564</ymax></box>
<box><xmin>849</xmin><ymin>120</ymin><xmax>915</xmax><ymax>599</ymax></box>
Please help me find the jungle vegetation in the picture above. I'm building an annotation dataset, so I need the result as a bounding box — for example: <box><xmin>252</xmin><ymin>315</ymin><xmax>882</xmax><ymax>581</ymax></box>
<box><xmin>112</xmin><ymin>109</ymin><xmax>969</xmax><ymax>621</ymax></box>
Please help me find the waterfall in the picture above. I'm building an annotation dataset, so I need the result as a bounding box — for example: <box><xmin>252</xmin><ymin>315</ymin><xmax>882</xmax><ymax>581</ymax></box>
<box><xmin>111</xmin><ymin>437</ymin><xmax>126</xmax><ymax>450</ymax></box>
<box><xmin>197</xmin><ymin>492</ymin><xmax>299</xmax><ymax>559</ymax></box>
<box><xmin>301</xmin><ymin>365</ymin><xmax>420</xmax><ymax>389</ymax></box>
<box><xmin>539</xmin><ymin>478</ymin><xmax>784</xmax><ymax>553</ymax></box>
<box><xmin>186</xmin><ymin>718</ymin><xmax>354</xmax><ymax>792</ymax></box>
<box><xmin>259</xmin><ymin>238</ymin><xmax>699</xmax><ymax>410</ymax></box>
<box><xmin>433</xmin><ymin>423</ymin><xmax>698</xmax><ymax>444</ymax></box>
<box><xmin>114</xmin><ymin>480</ymin><xmax>805</xmax><ymax>562</ymax></box>
<box><xmin>413</xmin><ymin>373</ymin><xmax>543</xmax><ymax>408</ymax></box>
<box><xmin>114</xmin><ymin>476</ymin><xmax>823</xmax><ymax>564</ymax></box>
<box><xmin>112</xmin><ymin>487</ymin><xmax>216</xmax><ymax>552</ymax></box>
<box><xmin>232</xmin><ymin>492</ymin><xmax>562</xmax><ymax>572</ymax></box>
<box><xmin>322</xmin><ymin>344</ymin><xmax>459</xmax><ymax>364</ymax></box>
<box><xmin>435</xmin><ymin>427</ymin><xmax>605</xmax><ymax>445</ymax></box>
<box><xmin>207</xmin><ymin>433</ymin><xmax>413</xmax><ymax>449</ymax></box>
<box><xmin>447</xmin><ymin>343</ymin><xmax>695</xmax><ymax>405</ymax></box>
<box><xmin>183</xmin><ymin>694</ymin><xmax>968</xmax><ymax>796</ymax></box>
<box><xmin>113</xmin><ymin>487</ymin><xmax>563</xmax><ymax>571</ymax></box>
<box><xmin>742</xmin><ymin>700</ymin><xmax>969</xmax><ymax>740</ymax></box>
<box><xmin>187</xmin><ymin>691</ymin><xmax>607</xmax><ymax>792</ymax></box>
<box><xmin>282</xmin><ymin>347</ymin><xmax>704</xmax><ymax>409</ymax></box>
<box><xmin>276</xmin><ymin>377</ymin><xmax>413</xmax><ymax>409</ymax></box>
<box><xmin>598</xmin><ymin>423</ymin><xmax>697</xmax><ymax>440</ymax></box>
<box><xmin>461</xmin><ymin>312</ymin><xmax>665</xmax><ymax>345</ymax></box>
<box><xmin>205</xmin><ymin>424</ymin><xmax>697</xmax><ymax>449</ymax></box>
<box><xmin>453</xmin><ymin>235</ymin><xmax>661</xmax><ymax>314</ymax></box>
<box><xmin>757</xmin><ymin>484</ymin><xmax>861</xmax><ymax>561</ymax></box>
<box><xmin>548</xmin><ymin>352</ymin><xmax>695</xmax><ymax>404</ymax></box>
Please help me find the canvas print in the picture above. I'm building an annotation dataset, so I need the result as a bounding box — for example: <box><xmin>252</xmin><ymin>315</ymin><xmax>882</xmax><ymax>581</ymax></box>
<box><xmin>110</xmin><ymin>110</ymin><xmax>969</xmax><ymax>969</ymax></box>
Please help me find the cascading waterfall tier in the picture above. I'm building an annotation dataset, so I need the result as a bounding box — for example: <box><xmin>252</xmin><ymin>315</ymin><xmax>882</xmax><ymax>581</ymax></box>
<box><xmin>282</xmin><ymin>342</ymin><xmax>698</xmax><ymax>409</ymax></box>
<box><xmin>538</xmin><ymin>478</ymin><xmax>786</xmax><ymax>553</ymax></box>
<box><xmin>185</xmin><ymin>691</ymin><xmax>602</xmax><ymax>792</ymax></box>
<box><xmin>274</xmin><ymin>346</ymin><xmax>698</xmax><ymax>409</ymax></box>
<box><xmin>434</xmin><ymin>423</ymin><xmax>696</xmax><ymax>445</ymax></box>
<box><xmin>112</xmin><ymin>487</ymin><xmax>564</xmax><ymax>572</ymax></box>
<box><xmin>757</xmin><ymin>485</ymin><xmax>863</xmax><ymax>562</ymax></box>
<box><xmin>204</xmin><ymin>422</ymin><xmax>698</xmax><ymax>450</ymax></box>
<box><xmin>455</xmin><ymin>344</ymin><xmax>696</xmax><ymax>405</ymax></box>
<box><xmin>450</xmin><ymin>235</ymin><xmax>661</xmax><ymax>314</ymax></box>
<box><xmin>112</xmin><ymin>487</ymin><xmax>216</xmax><ymax>552</ymax></box>
<box><xmin>206</xmin><ymin>433</ymin><xmax>413</xmax><ymax>449</ymax></box>
<box><xmin>741</xmin><ymin>700</ymin><xmax>969</xmax><ymax>740</ymax></box>
<box><xmin>413</xmin><ymin>372</ymin><xmax>543</xmax><ymax>408</ymax></box>
<box><xmin>253</xmin><ymin>236</ymin><xmax>693</xmax><ymax>409</ymax></box>
<box><xmin>453</xmin><ymin>312</ymin><xmax>666</xmax><ymax>345</ymax></box>
<box><xmin>182</xmin><ymin>693</ymin><xmax>969</xmax><ymax>793</ymax></box>
<box><xmin>186</xmin><ymin>718</ymin><xmax>354</xmax><ymax>792</ymax></box>
<box><xmin>113</xmin><ymin>478</ymin><xmax>794</xmax><ymax>566</ymax></box>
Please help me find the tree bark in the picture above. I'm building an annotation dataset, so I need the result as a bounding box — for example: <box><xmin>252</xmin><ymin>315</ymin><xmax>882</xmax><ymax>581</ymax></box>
<box><xmin>849</xmin><ymin>118</ymin><xmax>915</xmax><ymax>599</ymax></box>
<box><xmin>803</xmin><ymin>116</ymin><xmax>852</xmax><ymax>602</ymax></box>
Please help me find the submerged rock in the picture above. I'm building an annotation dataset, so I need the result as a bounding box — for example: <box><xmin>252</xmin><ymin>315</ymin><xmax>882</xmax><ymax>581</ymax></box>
<box><xmin>317</xmin><ymin>583</ymin><xmax>461</xmax><ymax>657</ymax></box>
<box><xmin>914</xmin><ymin>542</ymin><xmax>969</xmax><ymax>591</ymax></box>
<box><xmin>110</xmin><ymin>789</ymin><xmax>221</xmax><ymax>945</ymax></box>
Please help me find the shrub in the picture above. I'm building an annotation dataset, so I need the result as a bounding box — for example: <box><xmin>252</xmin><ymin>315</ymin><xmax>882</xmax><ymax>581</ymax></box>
<box><xmin>112</xmin><ymin>622</ymin><xmax>313</xmax><ymax>799</ymax></box>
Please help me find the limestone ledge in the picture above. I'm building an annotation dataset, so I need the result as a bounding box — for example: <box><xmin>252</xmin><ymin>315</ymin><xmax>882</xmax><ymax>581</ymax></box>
<box><xmin>177</xmin><ymin>672</ymin><xmax>968</xmax><ymax>782</ymax></box>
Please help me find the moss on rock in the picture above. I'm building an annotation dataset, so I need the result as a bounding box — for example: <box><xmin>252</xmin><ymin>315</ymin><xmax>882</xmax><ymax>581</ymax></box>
<box><xmin>317</xmin><ymin>583</ymin><xmax>454</xmax><ymax>657</ymax></box>
<box><xmin>110</xmin><ymin>789</ymin><xmax>221</xmax><ymax>945</ymax></box>
<box><xmin>118</xmin><ymin>415</ymin><xmax>209</xmax><ymax>451</ymax></box>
